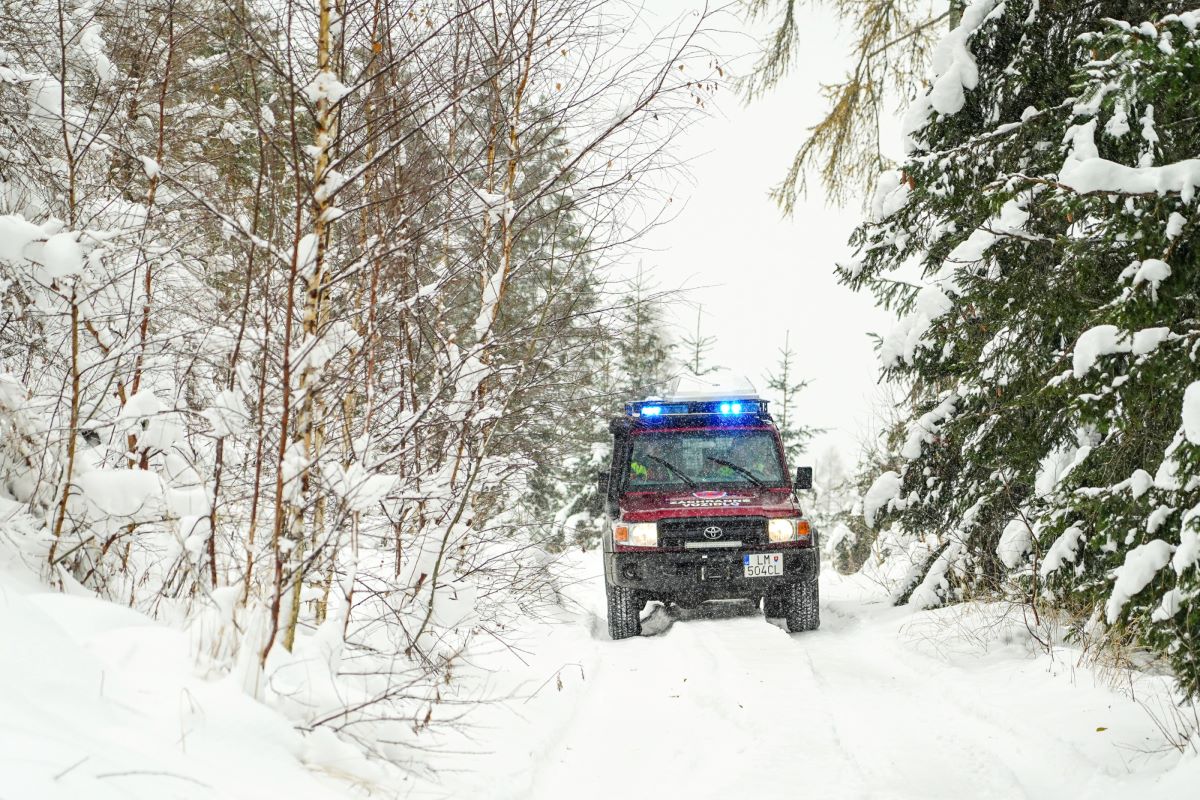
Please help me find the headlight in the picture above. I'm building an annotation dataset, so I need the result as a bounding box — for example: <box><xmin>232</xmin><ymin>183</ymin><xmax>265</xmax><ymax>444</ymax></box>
<box><xmin>768</xmin><ymin>518</ymin><xmax>812</xmax><ymax>543</ymax></box>
<box><xmin>614</xmin><ymin>522</ymin><xmax>658</xmax><ymax>547</ymax></box>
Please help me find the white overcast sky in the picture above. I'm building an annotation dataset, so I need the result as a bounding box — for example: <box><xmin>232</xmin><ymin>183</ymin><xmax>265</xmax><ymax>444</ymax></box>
<box><xmin>630</xmin><ymin>1</ymin><xmax>898</xmax><ymax>464</ymax></box>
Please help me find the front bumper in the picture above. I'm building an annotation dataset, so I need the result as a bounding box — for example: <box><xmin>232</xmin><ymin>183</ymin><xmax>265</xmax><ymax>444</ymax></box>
<box><xmin>605</xmin><ymin>547</ymin><xmax>819</xmax><ymax>600</ymax></box>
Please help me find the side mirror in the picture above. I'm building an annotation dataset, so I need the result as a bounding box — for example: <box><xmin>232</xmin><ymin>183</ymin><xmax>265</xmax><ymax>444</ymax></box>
<box><xmin>794</xmin><ymin>466</ymin><xmax>813</xmax><ymax>491</ymax></box>
<box><xmin>597</xmin><ymin>469</ymin><xmax>610</xmax><ymax>498</ymax></box>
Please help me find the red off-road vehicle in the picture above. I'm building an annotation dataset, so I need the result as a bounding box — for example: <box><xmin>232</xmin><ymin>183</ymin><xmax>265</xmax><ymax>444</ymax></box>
<box><xmin>599</xmin><ymin>392</ymin><xmax>819</xmax><ymax>639</ymax></box>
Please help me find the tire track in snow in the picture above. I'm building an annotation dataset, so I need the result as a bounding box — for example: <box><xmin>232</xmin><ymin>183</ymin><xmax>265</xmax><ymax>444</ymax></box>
<box><xmin>516</xmin><ymin>562</ymin><xmax>1174</xmax><ymax>800</ymax></box>
<box><xmin>794</xmin><ymin>605</ymin><xmax>1035</xmax><ymax>800</ymax></box>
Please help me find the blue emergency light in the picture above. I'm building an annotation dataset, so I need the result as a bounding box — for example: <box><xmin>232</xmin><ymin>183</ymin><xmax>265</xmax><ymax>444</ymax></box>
<box><xmin>625</xmin><ymin>398</ymin><xmax>765</xmax><ymax>418</ymax></box>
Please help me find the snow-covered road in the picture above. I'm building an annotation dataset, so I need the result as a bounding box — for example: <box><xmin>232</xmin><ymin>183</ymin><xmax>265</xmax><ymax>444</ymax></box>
<box><xmin>452</xmin><ymin>555</ymin><xmax>1198</xmax><ymax>800</ymax></box>
<box><xmin>5</xmin><ymin>544</ymin><xmax>1196</xmax><ymax>800</ymax></box>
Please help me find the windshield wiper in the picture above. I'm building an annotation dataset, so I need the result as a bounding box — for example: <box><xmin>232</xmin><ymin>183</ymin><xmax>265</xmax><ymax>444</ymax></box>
<box><xmin>642</xmin><ymin>454</ymin><xmax>698</xmax><ymax>488</ymax></box>
<box><xmin>705</xmin><ymin>455</ymin><xmax>766</xmax><ymax>488</ymax></box>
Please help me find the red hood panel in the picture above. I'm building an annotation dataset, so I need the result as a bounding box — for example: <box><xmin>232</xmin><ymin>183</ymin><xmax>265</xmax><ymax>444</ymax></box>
<box><xmin>619</xmin><ymin>488</ymin><xmax>798</xmax><ymax>521</ymax></box>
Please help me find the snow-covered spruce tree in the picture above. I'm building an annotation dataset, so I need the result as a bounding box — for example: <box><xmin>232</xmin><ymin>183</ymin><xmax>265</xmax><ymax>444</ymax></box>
<box><xmin>1040</xmin><ymin>11</ymin><xmax>1200</xmax><ymax>698</ymax></box>
<box><xmin>844</xmin><ymin>0</ymin><xmax>1200</xmax><ymax>696</ymax></box>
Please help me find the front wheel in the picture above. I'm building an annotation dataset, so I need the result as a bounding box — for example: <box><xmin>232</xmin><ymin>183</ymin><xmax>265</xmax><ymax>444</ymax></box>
<box><xmin>784</xmin><ymin>580</ymin><xmax>820</xmax><ymax>633</ymax></box>
<box><xmin>606</xmin><ymin>582</ymin><xmax>643</xmax><ymax>640</ymax></box>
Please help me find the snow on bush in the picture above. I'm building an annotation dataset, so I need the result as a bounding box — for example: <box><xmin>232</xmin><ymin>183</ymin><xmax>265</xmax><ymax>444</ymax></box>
<box><xmin>996</xmin><ymin>518</ymin><xmax>1033</xmax><ymax>569</ymax></box>
<box><xmin>1174</xmin><ymin>509</ymin><xmax>1200</xmax><ymax>577</ymax></box>
<box><xmin>1040</xmin><ymin>524</ymin><xmax>1084</xmax><ymax>578</ymax></box>
<box><xmin>908</xmin><ymin>541</ymin><xmax>963</xmax><ymax>610</ymax></box>
<box><xmin>1183</xmin><ymin>382</ymin><xmax>1200</xmax><ymax>444</ymax></box>
<box><xmin>863</xmin><ymin>471</ymin><xmax>902</xmax><ymax>528</ymax></box>
<box><xmin>901</xmin><ymin>0</ymin><xmax>999</xmax><ymax>148</ymax></box>
<box><xmin>1107</xmin><ymin>540</ymin><xmax>1174</xmax><ymax>624</ymax></box>
<box><xmin>901</xmin><ymin>394</ymin><xmax>958</xmax><ymax>460</ymax></box>
<box><xmin>869</xmin><ymin>170</ymin><xmax>911</xmax><ymax>221</ymax></box>
<box><xmin>1071</xmin><ymin>325</ymin><xmax>1171</xmax><ymax>377</ymax></box>
<box><xmin>881</xmin><ymin>286</ymin><xmax>953</xmax><ymax>367</ymax></box>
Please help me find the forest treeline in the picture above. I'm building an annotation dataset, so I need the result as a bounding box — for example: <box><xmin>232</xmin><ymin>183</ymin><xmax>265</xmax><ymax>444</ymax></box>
<box><xmin>755</xmin><ymin>0</ymin><xmax>1200</xmax><ymax>703</ymax></box>
<box><xmin>0</xmin><ymin>0</ymin><xmax>710</xmax><ymax>753</ymax></box>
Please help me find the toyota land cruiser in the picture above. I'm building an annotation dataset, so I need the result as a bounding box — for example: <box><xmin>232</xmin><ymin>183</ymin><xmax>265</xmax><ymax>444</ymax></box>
<box><xmin>599</xmin><ymin>391</ymin><xmax>819</xmax><ymax>639</ymax></box>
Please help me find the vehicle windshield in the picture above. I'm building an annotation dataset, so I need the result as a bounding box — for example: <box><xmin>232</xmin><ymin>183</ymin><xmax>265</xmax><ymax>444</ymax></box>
<box><xmin>625</xmin><ymin>429</ymin><xmax>787</xmax><ymax>489</ymax></box>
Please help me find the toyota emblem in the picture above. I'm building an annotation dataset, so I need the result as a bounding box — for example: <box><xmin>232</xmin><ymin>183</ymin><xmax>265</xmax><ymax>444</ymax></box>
<box><xmin>703</xmin><ymin>526</ymin><xmax>723</xmax><ymax>540</ymax></box>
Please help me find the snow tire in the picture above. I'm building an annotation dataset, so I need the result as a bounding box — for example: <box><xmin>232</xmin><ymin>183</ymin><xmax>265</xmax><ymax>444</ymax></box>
<box><xmin>606</xmin><ymin>582</ymin><xmax>642</xmax><ymax>640</ymax></box>
<box><xmin>763</xmin><ymin>594</ymin><xmax>786</xmax><ymax>618</ymax></box>
<box><xmin>784</xmin><ymin>579</ymin><xmax>820</xmax><ymax>633</ymax></box>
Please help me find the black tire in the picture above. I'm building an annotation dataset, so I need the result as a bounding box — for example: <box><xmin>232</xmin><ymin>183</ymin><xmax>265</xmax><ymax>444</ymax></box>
<box><xmin>606</xmin><ymin>582</ymin><xmax>643</xmax><ymax>640</ymax></box>
<box><xmin>784</xmin><ymin>579</ymin><xmax>820</xmax><ymax>633</ymax></box>
<box><xmin>763</xmin><ymin>594</ymin><xmax>786</xmax><ymax>618</ymax></box>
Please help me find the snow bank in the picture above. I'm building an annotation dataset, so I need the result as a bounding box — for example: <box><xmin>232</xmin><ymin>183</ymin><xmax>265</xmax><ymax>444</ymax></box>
<box><xmin>73</xmin><ymin>468</ymin><xmax>165</xmax><ymax>518</ymax></box>
<box><xmin>0</xmin><ymin>547</ymin><xmax>373</xmax><ymax>800</ymax></box>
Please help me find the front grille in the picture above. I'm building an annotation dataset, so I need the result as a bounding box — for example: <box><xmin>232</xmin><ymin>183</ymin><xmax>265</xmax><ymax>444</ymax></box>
<box><xmin>658</xmin><ymin>516</ymin><xmax>767</xmax><ymax>548</ymax></box>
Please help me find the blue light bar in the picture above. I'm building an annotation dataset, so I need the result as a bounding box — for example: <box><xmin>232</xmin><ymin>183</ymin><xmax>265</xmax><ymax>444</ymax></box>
<box><xmin>626</xmin><ymin>399</ymin><xmax>765</xmax><ymax>418</ymax></box>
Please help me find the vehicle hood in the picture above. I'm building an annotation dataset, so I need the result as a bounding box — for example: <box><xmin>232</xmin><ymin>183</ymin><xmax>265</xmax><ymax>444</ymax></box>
<box><xmin>618</xmin><ymin>487</ymin><xmax>798</xmax><ymax>522</ymax></box>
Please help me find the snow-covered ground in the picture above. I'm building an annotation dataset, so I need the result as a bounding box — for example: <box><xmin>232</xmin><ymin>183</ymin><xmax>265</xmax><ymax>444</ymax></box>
<box><xmin>4</xmin><ymin>545</ymin><xmax>1198</xmax><ymax>799</ymax></box>
<box><xmin>0</xmin><ymin>551</ymin><xmax>383</xmax><ymax>800</ymax></box>
<box><xmin>443</xmin><ymin>553</ymin><xmax>1200</xmax><ymax>800</ymax></box>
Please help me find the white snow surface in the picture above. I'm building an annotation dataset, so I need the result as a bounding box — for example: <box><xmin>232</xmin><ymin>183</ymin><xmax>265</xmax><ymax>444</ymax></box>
<box><xmin>901</xmin><ymin>393</ymin><xmax>957</xmax><ymax>460</ymax></box>
<box><xmin>1131</xmin><ymin>258</ymin><xmax>1172</xmax><ymax>301</ymax></box>
<box><xmin>4</xmin><ymin>545</ymin><xmax>1199</xmax><ymax>799</ymax></box>
<box><xmin>662</xmin><ymin>370</ymin><xmax>760</xmax><ymax>401</ymax></box>
<box><xmin>869</xmin><ymin>170</ymin><xmax>911</xmax><ymax>221</ymax></box>
<box><xmin>436</xmin><ymin>552</ymin><xmax>1199</xmax><ymax>799</ymax></box>
<box><xmin>1041</xmin><ymin>524</ymin><xmax>1085</xmax><ymax>577</ymax></box>
<box><xmin>0</xmin><ymin>544</ymin><xmax>383</xmax><ymax>800</ymax></box>
<box><xmin>881</xmin><ymin>285</ymin><xmax>953</xmax><ymax>368</ymax></box>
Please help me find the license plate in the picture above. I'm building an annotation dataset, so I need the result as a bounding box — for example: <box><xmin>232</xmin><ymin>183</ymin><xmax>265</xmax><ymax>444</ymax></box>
<box><xmin>743</xmin><ymin>553</ymin><xmax>783</xmax><ymax>578</ymax></box>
